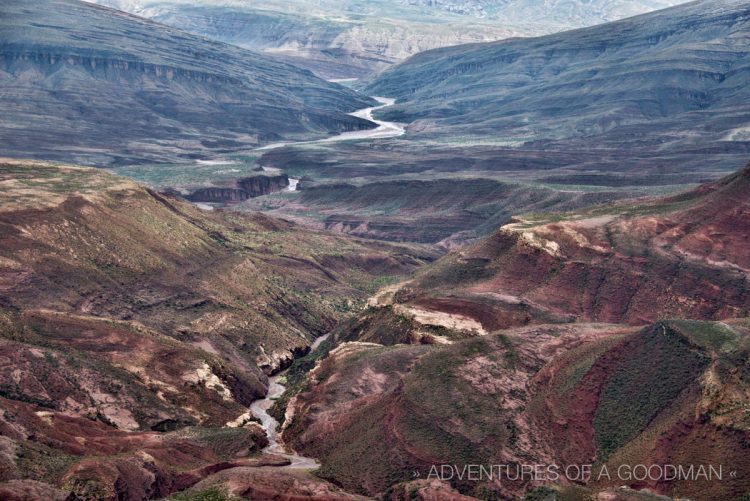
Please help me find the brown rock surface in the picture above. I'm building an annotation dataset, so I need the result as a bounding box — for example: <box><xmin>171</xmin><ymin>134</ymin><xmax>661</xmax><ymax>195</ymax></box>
<box><xmin>284</xmin><ymin>319</ymin><xmax>750</xmax><ymax>500</ymax></box>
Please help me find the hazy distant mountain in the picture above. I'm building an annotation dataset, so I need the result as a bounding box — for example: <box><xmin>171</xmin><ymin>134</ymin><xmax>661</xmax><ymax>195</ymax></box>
<box><xmin>403</xmin><ymin>0</ymin><xmax>686</xmax><ymax>22</ymax></box>
<box><xmin>367</xmin><ymin>0</ymin><xmax>750</xmax><ymax>152</ymax></box>
<box><xmin>85</xmin><ymin>0</ymin><xmax>688</xmax><ymax>78</ymax></box>
<box><xmin>0</xmin><ymin>0</ymin><xmax>375</xmax><ymax>165</ymax></box>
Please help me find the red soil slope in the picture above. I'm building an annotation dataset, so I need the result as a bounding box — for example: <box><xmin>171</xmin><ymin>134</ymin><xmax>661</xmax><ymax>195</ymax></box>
<box><xmin>403</xmin><ymin>163</ymin><xmax>750</xmax><ymax>330</ymax></box>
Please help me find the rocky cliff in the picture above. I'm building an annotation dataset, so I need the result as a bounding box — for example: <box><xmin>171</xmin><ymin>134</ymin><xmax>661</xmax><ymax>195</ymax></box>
<box><xmin>186</xmin><ymin>175</ymin><xmax>290</xmax><ymax>203</ymax></box>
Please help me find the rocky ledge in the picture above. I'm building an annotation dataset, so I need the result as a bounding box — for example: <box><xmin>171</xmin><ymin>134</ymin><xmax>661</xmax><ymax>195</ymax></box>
<box><xmin>186</xmin><ymin>174</ymin><xmax>290</xmax><ymax>203</ymax></box>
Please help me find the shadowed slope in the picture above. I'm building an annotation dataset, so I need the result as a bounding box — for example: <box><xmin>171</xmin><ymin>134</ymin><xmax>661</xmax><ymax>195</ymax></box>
<box><xmin>367</xmin><ymin>0</ymin><xmax>750</xmax><ymax>154</ymax></box>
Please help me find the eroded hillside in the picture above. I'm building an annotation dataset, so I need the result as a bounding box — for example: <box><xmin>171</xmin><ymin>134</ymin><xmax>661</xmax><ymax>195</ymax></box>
<box><xmin>279</xmin><ymin>163</ymin><xmax>750</xmax><ymax>500</ymax></box>
<box><xmin>89</xmin><ymin>0</ymin><xmax>686</xmax><ymax>79</ymax></box>
<box><xmin>0</xmin><ymin>159</ymin><xmax>436</xmax><ymax>499</ymax></box>
<box><xmin>386</xmin><ymin>163</ymin><xmax>750</xmax><ymax>330</ymax></box>
<box><xmin>284</xmin><ymin>318</ymin><xmax>750</xmax><ymax>500</ymax></box>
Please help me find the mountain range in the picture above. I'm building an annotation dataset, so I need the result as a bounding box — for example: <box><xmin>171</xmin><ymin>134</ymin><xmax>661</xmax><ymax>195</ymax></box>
<box><xmin>403</xmin><ymin>0</ymin><xmax>686</xmax><ymax>22</ymax></box>
<box><xmin>0</xmin><ymin>0</ymin><xmax>375</xmax><ymax>166</ymax></box>
<box><xmin>86</xmin><ymin>0</ymin><xmax>688</xmax><ymax>78</ymax></box>
<box><xmin>227</xmin><ymin>0</ymin><xmax>750</xmax><ymax>248</ymax></box>
<box><xmin>367</xmin><ymin>0</ymin><xmax>750</xmax><ymax>154</ymax></box>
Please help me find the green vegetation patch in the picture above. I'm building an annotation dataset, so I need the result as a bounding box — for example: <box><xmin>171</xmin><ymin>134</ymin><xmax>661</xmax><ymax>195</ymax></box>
<box><xmin>164</xmin><ymin>486</ymin><xmax>240</xmax><ymax>501</ymax></box>
<box><xmin>0</xmin><ymin>161</ymin><xmax>130</xmax><ymax>209</ymax></box>
<box><xmin>401</xmin><ymin>337</ymin><xmax>516</xmax><ymax>467</ymax></box>
<box><xmin>111</xmin><ymin>159</ymin><xmax>260</xmax><ymax>190</ymax></box>
<box><xmin>417</xmin><ymin>255</ymin><xmax>494</xmax><ymax>290</ymax></box>
<box><xmin>268</xmin><ymin>334</ymin><xmax>337</xmax><ymax>424</ymax></box>
<box><xmin>14</xmin><ymin>440</ymin><xmax>79</xmax><ymax>484</ymax></box>
<box><xmin>593</xmin><ymin>323</ymin><xmax>710</xmax><ymax>457</ymax></box>
<box><xmin>170</xmin><ymin>427</ymin><xmax>264</xmax><ymax>463</ymax></box>
<box><xmin>668</xmin><ymin>319</ymin><xmax>742</xmax><ymax>353</ymax></box>
<box><xmin>314</xmin><ymin>398</ymin><xmax>414</xmax><ymax>495</ymax></box>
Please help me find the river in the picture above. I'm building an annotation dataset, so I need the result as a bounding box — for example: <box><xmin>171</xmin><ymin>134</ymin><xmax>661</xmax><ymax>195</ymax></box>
<box><xmin>248</xmin><ymin>332</ymin><xmax>331</xmax><ymax>468</ymax></box>
<box><xmin>235</xmin><ymin>96</ymin><xmax>401</xmax><ymax>464</ymax></box>
<box><xmin>258</xmin><ymin>96</ymin><xmax>402</xmax><ymax>193</ymax></box>
<box><xmin>255</xmin><ymin>96</ymin><xmax>404</xmax><ymax>152</ymax></box>
<box><xmin>193</xmin><ymin>96</ymin><xmax>401</xmax><ymax>197</ymax></box>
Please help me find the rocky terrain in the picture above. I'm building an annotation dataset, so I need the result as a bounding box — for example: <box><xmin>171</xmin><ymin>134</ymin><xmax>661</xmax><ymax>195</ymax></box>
<box><xmin>0</xmin><ymin>0</ymin><xmax>376</xmax><ymax>166</ymax></box>
<box><xmin>278</xmin><ymin>164</ymin><xmax>750</xmax><ymax>500</ymax></box>
<box><xmin>283</xmin><ymin>318</ymin><xmax>750</xmax><ymax>500</ymax></box>
<box><xmin>1</xmin><ymin>2</ymin><xmax>749</xmax><ymax>500</ymax></box>
<box><xmin>88</xmin><ymin>0</ymin><xmax>686</xmax><ymax>79</ymax></box>
<box><xmin>397</xmin><ymin>162</ymin><xmax>750</xmax><ymax>329</ymax></box>
<box><xmin>4</xmin><ymin>160</ymin><xmax>746</xmax><ymax>501</ymax></box>
<box><xmin>185</xmin><ymin>174</ymin><xmax>291</xmax><ymax>204</ymax></box>
<box><xmin>230</xmin><ymin>0</ymin><xmax>750</xmax><ymax>247</ymax></box>
<box><xmin>0</xmin><ymin>159</ymin><xmax>436</xmax><ymax>499</ymax></box>
<box><xmin>246</xmin><ymin>138</ymin><xmax>729</xmax><ymax>245</ymax></box>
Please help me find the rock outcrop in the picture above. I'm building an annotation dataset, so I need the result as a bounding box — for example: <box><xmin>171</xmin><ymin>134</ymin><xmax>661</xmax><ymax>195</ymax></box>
<box><xmin>281</xmin><ymin>163</ymin><xmax>750</xmax><ymax>500</ymax></box>
<box><xmin>396</xmin><ymin>163</ymin><xmax>750</xmax><ymax>330</ymax></box>
<box><xmin>186</xmin><ymin>175</ymin><xmax>290</xmax><ymax>203</ymax></box>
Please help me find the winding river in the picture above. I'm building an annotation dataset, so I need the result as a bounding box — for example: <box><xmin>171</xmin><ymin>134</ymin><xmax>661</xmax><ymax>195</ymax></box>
<box><xmin>255</xmin><ymin>96</ymin><xmax>405</xmax><ymax>153</ymax></box>
<box><xmin>242</xmin><ymin>95</ymin><xmax>402</xmax><ymax>465</ymax></box>
<box><xmin>194</xmin><ymin>96</ymin><xmax>401</xmax><ymax>198</ymax></box>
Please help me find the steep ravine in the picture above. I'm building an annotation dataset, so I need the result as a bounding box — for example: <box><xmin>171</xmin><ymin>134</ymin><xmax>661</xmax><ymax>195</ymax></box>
<box><xmin>237</xmin><ymin>96</ymin><xmax>405</xmax><ymax>467</ymax></box>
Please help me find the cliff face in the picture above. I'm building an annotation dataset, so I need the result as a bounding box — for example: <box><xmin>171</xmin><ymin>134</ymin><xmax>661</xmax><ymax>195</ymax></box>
<box><xmin>392</xmin><ymin>163</ymin><xmax>750</xmax><ymax>332</ymax></box>
<box><xmin>95</xmin><ymin>1</ymin><xmax>519</xmax><ymax>79</ymax></box>
<box><xmin>238</xmin><ymin>174</ymin><xmax>290</xmax><ymax>197</ymax></box>
<box><xmin>186</xmin><ymin>175</ymin><xmax>290</xmax><ymax>203</ymax></box>
<box><xmin>91</xmin><ymin>0</ymin><xmax>685</xmax><ymax>80</ymax></box>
